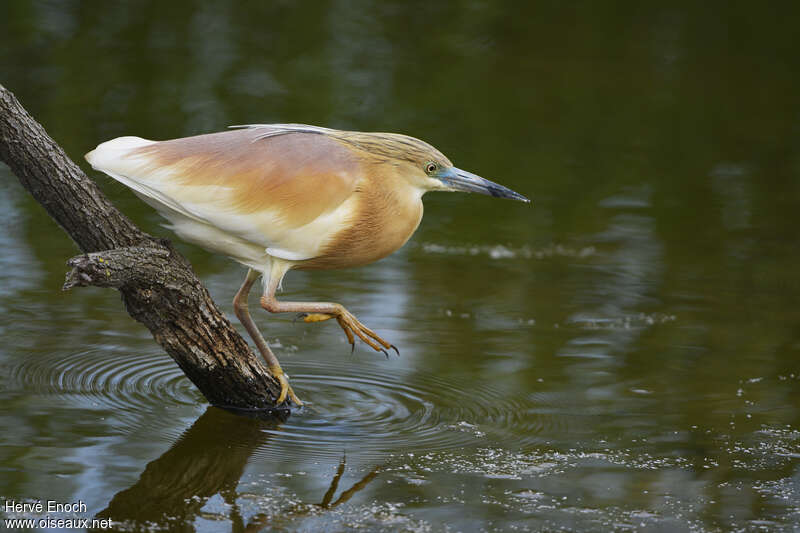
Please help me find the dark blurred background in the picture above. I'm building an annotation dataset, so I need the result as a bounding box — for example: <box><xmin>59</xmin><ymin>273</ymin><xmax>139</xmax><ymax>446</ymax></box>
<box><xmin>2</xmin><ymin>2</ymin><xmax>800</xmax><ymax>531</ymax></box>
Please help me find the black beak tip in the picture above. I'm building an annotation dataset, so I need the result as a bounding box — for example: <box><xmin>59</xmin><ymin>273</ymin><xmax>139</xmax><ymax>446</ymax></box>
<box><xmin>487</xmin><ymin>185</ymin><xmax>531</xmax><ymax>204</ymax></box>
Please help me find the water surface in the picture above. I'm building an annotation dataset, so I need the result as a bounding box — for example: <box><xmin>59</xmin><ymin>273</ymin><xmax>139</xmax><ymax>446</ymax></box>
<box><xmin>2</xmin><ymin>2</ymin><xmax>800</xmax><ymax>531</ymax></box>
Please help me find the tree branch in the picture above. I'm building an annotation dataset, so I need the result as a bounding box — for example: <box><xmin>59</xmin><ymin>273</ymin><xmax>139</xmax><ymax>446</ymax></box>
<box><xmin>63</xmin><ymin>246</ymin><xmax>175</xmax><ymax>290</ymax></box>
<box><xmin>0</xmin><ymin>83</ymin><xmax>287</xmax><ymax>412</ymax></box>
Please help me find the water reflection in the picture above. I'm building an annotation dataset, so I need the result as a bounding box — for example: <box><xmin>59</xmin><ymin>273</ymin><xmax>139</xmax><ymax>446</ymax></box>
<box><xmin>95</xmin><ymin>407</ymin><xmax>266</xmax><ymax>529</ymax></box>
<box><xmin>239</xmin><ymin>359</ymin><xmax>541</xmax><ymax>460</ymax></box>
<box><xmin>94</xmin><ymin>407</ymin><xmax>380</xmax><ymax>530</ymax></box>
<box><xmin>561</xmin><ymin>184</ymin><xmax>662</xmax><ymax>361</ymax></box>
<box><xmin>0</xmin><ymin>181</ymin><xmax>43</xmax><ymax>304</ymax></box>
<box><xmin>3</xmin><ymin>1</ymin><xmax>800</xmax><ymax>530</ymax></box>
<box><xmin>245</xmin><ymin>456</ymin><xmax>381</xmax><ymax>532</ymax></box>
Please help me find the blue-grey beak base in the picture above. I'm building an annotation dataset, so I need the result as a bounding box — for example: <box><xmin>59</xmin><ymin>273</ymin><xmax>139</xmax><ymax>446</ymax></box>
<box><xmin>441</xmin><ymin>168</ymin><xmax>530</xmax><ymax>203</ymax></box>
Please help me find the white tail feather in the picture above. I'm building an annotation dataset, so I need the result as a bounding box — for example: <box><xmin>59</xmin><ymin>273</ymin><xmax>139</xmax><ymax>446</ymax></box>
<box><xmin>84</xmin><ymin>136</ymin><xmax>154</xmax><ymax>169</ymax></box>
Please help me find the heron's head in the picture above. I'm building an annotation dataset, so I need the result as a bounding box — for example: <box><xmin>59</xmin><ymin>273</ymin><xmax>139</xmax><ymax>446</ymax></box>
<box><xmin>340</xmin><ymin>131</ymin><xmax>530</xmax><ymax>203</ymax></box>
<box><xmin>418</xmin><ymin>159</ymin><xmax>530</xmax><ymax>203</ymax></box>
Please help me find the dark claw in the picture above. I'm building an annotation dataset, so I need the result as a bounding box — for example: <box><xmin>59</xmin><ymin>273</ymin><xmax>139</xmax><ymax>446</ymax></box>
<box><xmin>390</xmin><ymin>344</ymin><xmax>400</xmax><ymax>356</ymax></box>
<box><xmin>381</xmin><ymin>348</ymin><xmax>389</xmax><ymax>359</ymax></box>
<box><xmin>350</xmin><ymin>342</ymin><xmax>356</xmax><ymax>354</ymax></box>
<box><xmin>293</xmin><ymin>313</ymin><xmax>308</xmax><ymax>324</ymax></box>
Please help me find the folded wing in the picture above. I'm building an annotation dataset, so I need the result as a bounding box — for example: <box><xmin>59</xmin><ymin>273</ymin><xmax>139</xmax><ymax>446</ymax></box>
<box><xmin>85</xmin><ymin>127</ymin><xmax>363</xmax><ymax>263</ymax></box>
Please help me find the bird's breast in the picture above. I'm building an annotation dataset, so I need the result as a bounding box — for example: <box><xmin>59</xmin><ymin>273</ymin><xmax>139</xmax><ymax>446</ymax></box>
<box><xmin>296</xmin><ymin>182</ymin><xmax>423</xmax><ymax>270</ymax></box>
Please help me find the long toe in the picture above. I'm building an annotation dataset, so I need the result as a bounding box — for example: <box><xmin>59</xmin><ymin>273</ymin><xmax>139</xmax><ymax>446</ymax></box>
<box><xmin>270</xmin><ymin>364</ymin><xmax>303</xmax><ymax>406</ymax></box>
<box><xmin>336</xmin><ymin>310</ymin><xmax>396</xmax><ymax>354</ymax></box>
<box><xmin>287</xmin><ymin>385</ymin><xmax>304</xmax><ymax>407</ymax></box>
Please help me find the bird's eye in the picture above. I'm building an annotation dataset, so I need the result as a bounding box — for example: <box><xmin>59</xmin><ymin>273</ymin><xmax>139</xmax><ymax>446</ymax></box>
<box><xmin>425</xmin><ymin>162</ymin><xmax>438</xmax><ymax>174</ymax></box>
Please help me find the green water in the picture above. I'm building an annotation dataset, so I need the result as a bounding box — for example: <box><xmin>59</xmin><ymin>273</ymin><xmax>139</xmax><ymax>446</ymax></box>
<box><xmin>2</xmin><ymin>2</ymin><xmax>800</xmax><ymax>531</ymax></box>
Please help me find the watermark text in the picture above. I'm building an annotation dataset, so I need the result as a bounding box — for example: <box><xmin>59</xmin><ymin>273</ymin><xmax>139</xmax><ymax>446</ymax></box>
<box><xmin>3</xmin><ymin>499</ymin><xmax>111</xmax><ymax>529</ymax></box>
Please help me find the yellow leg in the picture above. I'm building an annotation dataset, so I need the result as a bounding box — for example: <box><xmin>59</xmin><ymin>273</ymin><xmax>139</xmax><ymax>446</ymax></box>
<box><xmin>273</xmin><ymin>298</ymin><xmax>397</xmax><ymax>355</ymax></box>
<box><xmin>261</xmin><ymin>261</ymin><xmax>398</xmax><ymax>356</ymax></box>
<box><xmin>233</xmin><ymin>268</ymin><xmax>303</xmax><ymax>406</ymax></box>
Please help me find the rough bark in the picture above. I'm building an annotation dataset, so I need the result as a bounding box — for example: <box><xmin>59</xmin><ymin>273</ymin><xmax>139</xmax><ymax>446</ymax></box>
<box><xmin>0</xmin><ymin>83</ymin><xmax>287</xmax><ymax>412</ymax></box>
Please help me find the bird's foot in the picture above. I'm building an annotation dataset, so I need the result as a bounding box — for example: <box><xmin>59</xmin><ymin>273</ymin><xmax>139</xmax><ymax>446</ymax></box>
<box><xmin>335</xmin><ymin>309</ymin><xmax>399</xmax><ymax>357</ymax></box>
<box><xmin>269</xmin><ymin>364</ymin><xmax>303</xmax><ymax>406</ymax></box>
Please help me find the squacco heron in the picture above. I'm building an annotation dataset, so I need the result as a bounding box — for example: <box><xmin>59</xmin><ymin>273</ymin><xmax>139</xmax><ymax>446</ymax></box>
<box><xmin>86</xmin><ymin>124</ymin><xmax>529</xmax><ymax>406</ymax></box>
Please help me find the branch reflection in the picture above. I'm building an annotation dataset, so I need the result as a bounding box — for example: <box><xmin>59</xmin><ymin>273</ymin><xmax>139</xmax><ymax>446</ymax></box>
<box><xmin>94</xmin><ymin>407</ymin><xmax>380</xmax><ymax>531</ymax></box>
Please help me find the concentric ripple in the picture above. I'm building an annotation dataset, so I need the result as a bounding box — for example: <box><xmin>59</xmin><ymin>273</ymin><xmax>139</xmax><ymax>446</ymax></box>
<box><xmin>7</xmin><ymin>347</ymin><xmax>202</xmax><ymax>414</ymax></box>
<box><xmin>7</xmin><ymin>351</ymin><xmax>553</xmax><ymax>458</ymax></box>
<box><xmin>251</xmin><ymin>360</ymin><xmax>544</xmax><ymax>460</ymax></box>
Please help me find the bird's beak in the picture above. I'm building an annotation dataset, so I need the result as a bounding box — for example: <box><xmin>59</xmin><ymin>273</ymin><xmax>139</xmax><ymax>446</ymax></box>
<box><xmin>442</xmin><ymin>167</ymin><xmax>530</xmax><ymax>203</ymax></box>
